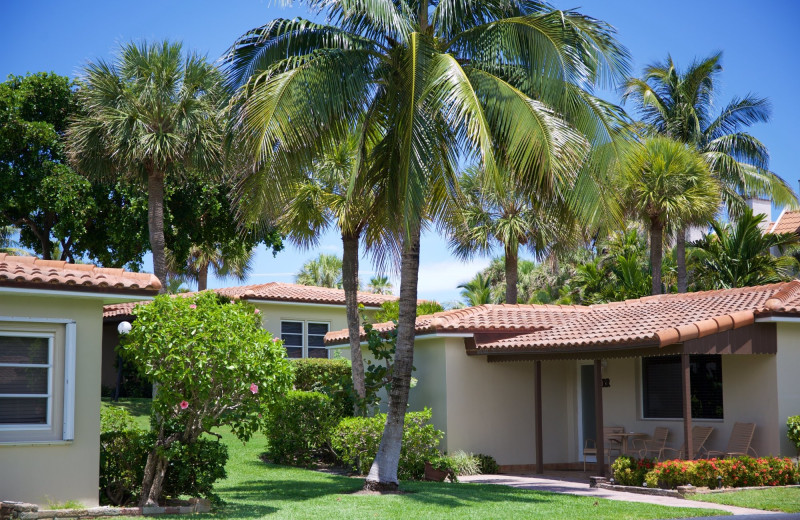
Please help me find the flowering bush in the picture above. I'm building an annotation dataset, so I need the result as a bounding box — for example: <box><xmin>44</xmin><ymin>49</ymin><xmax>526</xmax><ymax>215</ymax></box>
<box><xmin>642</xmin><ymin>456</ymin><xmax>799</xmax><ymax>489</ymax></box>
<box><xmin>611</xmin><ymin>455</ymin><xmax>656</xmax><ymax>486</ymax></box>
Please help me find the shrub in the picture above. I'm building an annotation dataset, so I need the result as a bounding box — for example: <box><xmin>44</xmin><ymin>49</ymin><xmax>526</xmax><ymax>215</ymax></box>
<box><xmin>331</xmin><ymin>408</ymin><xmax>443</xmax><ymax>480</ymax></box>
<box><xmin>643</xmin><ymin>456</ymin><xmax>799</xmax><ymax>489</ymax></box>
<box><xmin>100</xmin><ymin>406</ymin><xmax>138</xmax><ymax>433</ymax></box>
<box><xmin>266</xmin><ymin>390</ymin><xmax>338</xmax><ymax>465</ymax></box>
<box><xmin>448</xmin><ymin>451</ymin><xmax>481</xmax><ymax>476</ymax></box>
<box><xmin>99</xmin><ymin>430</ymin><xmax>227</xmax><ymax>506</ymax></box>
<box><xmin>291</xmin><ymin>358</ymin><xmax>355</xmax><ymax>417</ymax></box>
<box><xmin>788</xmin><ymin>416</ymin><xmax>800</xmax><ymax>455</ymax></box>
<box><xmin>611</xmin><ymin>455</ymin><xmax>657</xmax><ymax>486</ymax></box>
<box><xmin>476</xmin><ymin>453</ymin><xmax>499</xmax><ymax>475</ymax></box>
<box><xmin>428</xmin><ymin>455</ymin><xmax>459</xmax><ymax>482</ymax></box>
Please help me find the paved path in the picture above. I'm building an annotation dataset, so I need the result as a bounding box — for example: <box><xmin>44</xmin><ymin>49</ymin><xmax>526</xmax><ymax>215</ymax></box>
<box><xmin>459</xmin><ymin>474</ymin><xmax>785</xmax><ymax>516</ymax></box>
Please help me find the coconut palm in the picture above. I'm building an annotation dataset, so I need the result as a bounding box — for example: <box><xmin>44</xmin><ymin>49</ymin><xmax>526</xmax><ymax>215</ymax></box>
<box><xmin>458</xmin><ymin>273</ymin><xmax>494</xmax><ymax>306</ymax></box>
<box><xmin>0</xmin><ymin>226</ymin><xmax>25</xmax><ymax>255</ymax></box>
<box><xmin>691</xmin><ymin>208</ymin><xmax>798</xmax><ymax>289</ymax></box>
<box><xmin>170</xmin><ymin>243</ymin><xmax>254</xmax><ymax>291</ymax></box>
<box><xmin>226</xmin><ymin>0</ymin><xmax>629</xmax><ymax>489</ymax></box>
<box><xmin>295</xmin><ymin>253</ymin><xmax>344</xmax><ymax>288</ymax></box>
<box><xmin>623</xmin><ymin>53</ymin><xmax>797</xmax><ymax>292</ymax></box>
<box><xmin>449</xmin><ymin>165</ymin><xmax>580</xmax><ymax>304</ymax></box>
<box><xmin>621</xmin><ymin>137</ymin><xmax>719</xmax><ymax>294</ymax></box>
<box><xmin>368</xmin><ymin>275</ymin><xmax>393</xmax><ymax>295</ymax></box>
<box><xmin>67</xmin><ymin>41</ymin><xmax>227</xmax><ymax>290</ymax></box>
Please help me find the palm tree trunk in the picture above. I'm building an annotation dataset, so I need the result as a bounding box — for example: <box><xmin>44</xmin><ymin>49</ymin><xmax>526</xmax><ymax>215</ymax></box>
<box><xmin>197</xmin><ymin>263</ymin><xmax>209</xmax><ymax>291</ymax></box>
<box><xmin>676</xmin><ymin>227</ymin><xmax>687</xmax><ymax>293</ymax></box>
<box><xmin>147</xmin><ymin>171</ymin><xmax>168</xmax><ymax>293</ymax></box>
<box><xmin>342</xmin><ymin>232</ymin><xmax>367</xmax><ymax>414</ymax></box>
<box><xmin>650</xmin><ymin>219</ymin><xmax>663</xmax><ymax>295</ymax></box>
<box><xmin>505</xmin><ymin>244</ymin><xmax>518</xmax><ymax>304</ymax></box>
<box><xmin>364</xmin><ymin>224</ymin><xmax>421</xmax><ymax>491</ymax></box>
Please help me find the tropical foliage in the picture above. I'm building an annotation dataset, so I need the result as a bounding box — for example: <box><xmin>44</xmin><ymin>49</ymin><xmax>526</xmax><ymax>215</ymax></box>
<box><xmin>295</xmin><ymin>253</ymin><xmax>344</xmax><ymax>288</ymax></box>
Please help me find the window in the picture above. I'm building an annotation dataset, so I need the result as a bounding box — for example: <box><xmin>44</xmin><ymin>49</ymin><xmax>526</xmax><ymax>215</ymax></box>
<box><xmin>642</xmin><ymin>354</ymin><xmax>723</xmax><ymax>420</ymax></box>
<box><xmin>280</xmin><ymin>320</ymin><xmax>330</xmax><ymax>359</ymax></box>
<box><xmin>0</xmin><ymin>319</ymin><xmax>75</xmax><ymax>443</ymax></box>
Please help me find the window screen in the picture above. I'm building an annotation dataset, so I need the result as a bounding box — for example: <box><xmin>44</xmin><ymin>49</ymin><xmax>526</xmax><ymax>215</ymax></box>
<box><xmin>0</xmin><ymin>335</ymin><xmax>51</xmax><ymax>425</ymax></box>
<box><xmin>307</xmin><ymin>323</ymin><xmax>329</xmax><ymax>359</ymax></box>
<box><xmin>642</xmin><ymin>354</ymin><xmax>723</xmax><ymax>419</ymax></box>
<box><xmin>281</xmin><ymin>321</ymin><xmax>303</xmax><ymax>359</ymax></box>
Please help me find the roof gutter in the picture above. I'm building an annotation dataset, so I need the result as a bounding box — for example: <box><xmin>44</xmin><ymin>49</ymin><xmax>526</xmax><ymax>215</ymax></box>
<box><xmin>243</xmin><ymin>298</ymin><xmax>383</xmax><ymax>310</ymax></box>
<box><xmin>327</xmin><ymin>331</ymin><xmax>474</xmax><ymax>348</ymax></box>
<box><xmin>0</xmin><ymin>286</ymin><xmax>156</xmax><ymax>303</ymax></box>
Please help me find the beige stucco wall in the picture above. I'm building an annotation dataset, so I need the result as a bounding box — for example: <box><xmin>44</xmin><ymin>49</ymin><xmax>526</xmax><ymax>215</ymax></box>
<box><xmin>0</xmin><ymin>293</ymin><xmax>104</xmax><ymax>507</ymax></box>
<box><xmin>776</xmin><ymin>322</ymin><xmax>800</xmax><ymax>456</ymax></box>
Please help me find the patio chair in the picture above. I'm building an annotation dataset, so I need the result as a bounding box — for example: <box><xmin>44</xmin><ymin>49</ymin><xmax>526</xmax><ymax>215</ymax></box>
<box><xmin>660</xmin><ymin>426</ymin><xmax>715</xmax><ymax>460</ymax></box>
<box><xmin>635</xmin><ymin>427</ymin><xmax>670</xmax><ymax>459</ymax></box>
<box><xmin>706</xmin><ymin>422</ymin><xmax>758</xmax><ymax>458</ymax></box>
<box><xmin>583</xmin><ymin>426</ymin><xmax>624</xmax><ymax>470</ymax></box>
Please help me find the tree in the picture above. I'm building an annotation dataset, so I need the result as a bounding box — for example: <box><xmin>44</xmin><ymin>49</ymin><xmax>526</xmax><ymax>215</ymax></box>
<box><xmin>226</xmin><ymin>0</ymin><xmax>629</xmax><ymax>490</ymax></box>
<box><xmin>119</xmin><ymin>291</ymin><xmax>293</xmax><ymax>505</ymax></box>
<box><xmin>623</xmin><ymin>53</ymin><xmax>797</xmax><ymax>292</ymax></box>
<box><xmin>458</xmin><ymin>273</ymin><xmax>493</xmax><ymax>306</ymax></box>
<box><xmin>0</xmin><ymin>226</ymin><xmax>25</xmax><ymax>255</ymax></box>
<box><xmin>690</xmin><ymin>208</ymin><xmax>798</xmax><ymax>289</ymax></box>
<box><xmin>621</xmin><ymin>137</ymin><xmax>719</xmax><ymax>294</ymax></box>
<box><xmin>449</xmin><ymin>165</ymin><xmax>578</xmax><ymax>304</ymax></box>
<box><xmin>368</xmin><ymin>275</ymin><xmax>393</xmax><ymax>295</ymax></box>
<box><xmin>295</xmin><ymin>253</ymin><xmax>344</xmax><ymax>288</ymax></box>
<box><xmin>67</xmin><ymin>41</ymin><xmax>227</xmax><ymax>289</ymax></box>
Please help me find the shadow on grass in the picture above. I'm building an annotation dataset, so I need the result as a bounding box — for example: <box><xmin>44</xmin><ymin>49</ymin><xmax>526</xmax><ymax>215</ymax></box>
<box><xmin>222</xmin><ymin>476</ymin><xmax>363</xmax><ymax>503</ymax></box>
<box><xmin>102</xmin><ymin>397</ymin><xmax>152</xmax><ymax>418</ymax></box>
<box><xmin>398</xmin><ymin>481</ymin><xmax>557</xmax><ymax>509</ymax></box>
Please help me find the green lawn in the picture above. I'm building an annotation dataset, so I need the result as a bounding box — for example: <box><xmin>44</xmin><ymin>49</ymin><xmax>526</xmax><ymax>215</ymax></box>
<box><xmin>689</xmin><ymin>487</ymin><xmax>800</xmax><ymax>513</ymax></box>
<box><xmin>103</xmin><ymin>399</ymin><xmax>725</xmax><ymax>519</ymax></box>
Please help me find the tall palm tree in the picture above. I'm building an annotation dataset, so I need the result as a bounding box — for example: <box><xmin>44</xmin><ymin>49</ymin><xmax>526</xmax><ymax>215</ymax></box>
<box><xmin>621</xmin><ymin>137</ymin><xmax>719</xmax><ymax>294</ymax></box>
<box><xmin>449</xmin><ymin>165</ymin><xmax>579</xmax><ymax>304</ymax></box>
<box><xmin>67</xmin><ymin>41</ymin><xmax>227</xmax><ymax>290</ymax></box>
<box><xmin>622</xmin><ymin>53</ymin><xmax>797</xmax><ymax>292</ymax></box>
<box><xmin>458</xmin><ymin>272</ymin><xmax>494</xmax><ymax>306</ymax></box>
<box><xmin>691</xmin><ymin>209</ymin><xmax>798</xmax><ymax>289</ymax></box>
<box><xmin>226</xmin><ymin>0</ymin><xmax>629</xmax><ymax>490</ymax></box>
<box><xmin>368</xmin><ymin>275</ymin><xmax>393</xmax><ymax>295</ymax></box>
<box><xmin>295</xmin><ymin>253</ymin><xmax>344</xmax><ymax>288</ymax></box>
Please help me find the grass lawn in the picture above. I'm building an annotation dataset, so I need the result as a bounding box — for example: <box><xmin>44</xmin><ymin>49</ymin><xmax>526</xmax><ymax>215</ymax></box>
<box><xmin>103</xmin><ymin>399</ymin><xmax>725</xmax><ymax>519</ymax></box>
<box><xmin>689</xmin><ymin>487</ymin><xmax>800</xmax><ymax>513</ymax></box>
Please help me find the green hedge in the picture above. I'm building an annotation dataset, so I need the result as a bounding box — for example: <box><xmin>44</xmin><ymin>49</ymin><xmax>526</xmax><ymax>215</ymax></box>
<box><xmin>266</xmin><ymin>390</ymin><xmax>339</xmax><ymax>465</ymax></box>
<box><xmin>611</xmin><ymin>456</ymin><xmax>657</xmax><ymax>486</ymax></box>
<box><xmin>291</xmin><ymin>358</ymin><xmax>354</xmax><ymax>417</ymax></box>
<box><xmin>330</xmin><ymin>408</ymin><xmax>443</xmax><ymax>480</ymax></box>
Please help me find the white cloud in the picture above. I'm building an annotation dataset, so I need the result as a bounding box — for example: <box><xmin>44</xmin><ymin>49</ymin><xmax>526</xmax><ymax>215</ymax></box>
<box><xmin>412</xmin><ymin>258</ymin><xmax>491</xmax><ymax>302</ymax></box>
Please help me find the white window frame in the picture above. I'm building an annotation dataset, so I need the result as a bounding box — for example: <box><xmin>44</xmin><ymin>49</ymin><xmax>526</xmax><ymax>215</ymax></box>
<box><xmin>279</xmin><ymin>320</ymin><xmax>331</xmax><ymax>359</ymax></box>
<box><xmin>0</xmin><ymin>317</ymin><xmax>76</xmax><ymax>442</ymax></box>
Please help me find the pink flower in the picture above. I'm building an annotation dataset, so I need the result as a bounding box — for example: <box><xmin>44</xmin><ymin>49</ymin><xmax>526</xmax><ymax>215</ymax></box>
<box><xmin>250</xmin><ymin>383</ymin><xmax>259</xmax><ymax>394</ymax></box>
<box><xmin>254</xmin><ymin>309</ymin><xmax>260</xmax><ymax>314</ymax></box>
<box><xmin>180</xmin><ymin>400</ymin><xmax>189</xmax><ymax>409</ymax></box>
<box><xmin>189</xmin><ymin>304</ymin><xmax>197</xmax><ymax>309</ymax></box>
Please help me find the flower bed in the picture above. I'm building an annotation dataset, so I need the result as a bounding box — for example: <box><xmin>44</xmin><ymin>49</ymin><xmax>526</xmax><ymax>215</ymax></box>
<box><xmin>612</xmin><ymin>455</ymin><xmax>799</xmax><ymax>490</ymax></box>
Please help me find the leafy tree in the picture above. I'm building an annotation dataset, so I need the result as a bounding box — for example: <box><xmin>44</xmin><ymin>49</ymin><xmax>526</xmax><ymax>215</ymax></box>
<box><xmin>620</xmin><ymin>137</ymin><xmax>719</xmax><ymax>294</ymax></box>
<box><xmin>295</xmin><ymin>253</ymin><xmax>344</xmax><ymax>289</ymax></box>
<box><xmin>226</xmin><ymin>0</ymin><xmax>629</xmax><ymax>490</ymax></box>
<box><xmin>119</xmin><ymin>291</ymin><xmax>293</xmax><ymax>505</ymax></box>
<box><xmin>368</xmin><ymin>275</ymin><xmax>393</xmax><ymax>295</ymax></box>
<box><xmin>68</xmin><ymin>41</ymin><xmax>227</xmax><ymax>289</ymax></box>
<box><xmin>623</xmin><ymin>53</ymin><xmax>797</xmax><ymax>292</ymax></box>
<box><xmin>690</xmin><ymin>209</ymin><xmax>798</xmax><ymax>289</ymax></box>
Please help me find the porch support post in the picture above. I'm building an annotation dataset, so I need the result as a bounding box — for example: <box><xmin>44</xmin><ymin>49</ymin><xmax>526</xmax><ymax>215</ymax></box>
<box><xmin>594</xmin><ymin>359</ymin><xmax>605</xmax><ymax>476</ymax></box>
<box><xmin>681</xmin><ymin>351</ymin><xmax>693</xmax><ymax>459</ymax></box>
<box><xmin>535</xmin><ymin>360</ymin><xmax>543</xmax><ymax>474</ymax></box>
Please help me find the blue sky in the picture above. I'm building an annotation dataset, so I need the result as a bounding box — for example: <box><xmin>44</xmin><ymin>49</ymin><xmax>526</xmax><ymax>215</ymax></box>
<box><xmin>2</xmin><ymin>1</ymin><xmax>798</xmax><ymax>303</ymax></box>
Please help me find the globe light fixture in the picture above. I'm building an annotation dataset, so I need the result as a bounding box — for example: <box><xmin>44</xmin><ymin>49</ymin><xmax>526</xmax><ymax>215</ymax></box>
<box><xmin>117</xmin><ymin>321</ymin><xmax>132</xmax><ymax>335</ymax></box>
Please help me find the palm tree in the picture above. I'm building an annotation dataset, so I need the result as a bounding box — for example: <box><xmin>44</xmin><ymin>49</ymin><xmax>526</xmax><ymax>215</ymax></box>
<box><xmin>621</xmin><ymin>137</ymin><xmax>719</xmax><ymax>294</ymax></box>
<box><xmin>449</xmin><ymin>165</ymin><xmax>579</xmax><ymax>304</ymax></box>
<box><xmin>368</xmin><ymin>275</ymin><xmax>393</xmax><ymax>295</ymax></box>
<box><xmin>67</xmin><ymin>41</ymin><xmax>227</xmax><ymax>290</ymax></box>
<box><xmin>691</xmin><ymin>209</ymin><xmax>798</xmax><ymax>289</ymax></box>
<box><xmin>458</xmin><ymin>273</ymin><xmax>494</xmax><ymax>306</ymax></box>
<box><xmin>623</xmin><ymin>53</ymin><xmax>797</xmax><ymax>292</ymax></box>
<box><xmin>170</xmin><ymin>243</ymin><xmax>254</xmax><ymax>291</ymax></box>
<box><xmin>295</xmin><ymin>253</ymin><xmax>344</xmax><ymax>288</ymax></box>
<box><xmin>226</xmin><ymin>0</ymin><xmax>629</xmax><ymax>490</ymax></box>
<box><xmin>0</xmin><ymin>226</ymin><xmax>25</xmax><ymax>255</ymax></box>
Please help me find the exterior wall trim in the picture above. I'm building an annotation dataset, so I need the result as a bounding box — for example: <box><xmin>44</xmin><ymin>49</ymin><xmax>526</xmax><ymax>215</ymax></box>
<box><xmin>0</xmin><ymin>287</ymin><xmax>154</xmax><ymax>302</ymax></box>
<box><xmin>245</xmin><ymin>298</ymin><xmax>383</xmax><ymax>310</ymax></box>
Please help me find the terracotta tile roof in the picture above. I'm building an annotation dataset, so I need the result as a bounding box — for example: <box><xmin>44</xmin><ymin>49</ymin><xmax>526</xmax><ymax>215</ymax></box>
<box><xmin>0</xmin><ymin>254</ymin><xmax>161</xmax><ymax>294</ymax></box>
<box><xmin>103</xmin><ymin>282</ymin><xmax>397</xmax><ymax>318</ymax></box>
<box><xmin>768</xmin><ymin>210</ymin><xmax>800</xmax><ymax>234</ymax></box>
<box><xmin>325</xmin><ymin>281</ymin><xmax>800</xmax><ymax>353</ymax></box>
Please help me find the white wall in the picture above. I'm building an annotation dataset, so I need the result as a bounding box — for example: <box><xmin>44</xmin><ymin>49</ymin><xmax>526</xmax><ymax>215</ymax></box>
<box><xmin>776</xmin><ymin>322</ymin><xmax>800</xmax><ymax>456</ymax></box>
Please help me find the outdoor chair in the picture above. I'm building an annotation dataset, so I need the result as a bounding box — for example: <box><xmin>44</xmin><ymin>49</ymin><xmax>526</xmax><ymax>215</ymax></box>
<box><xmin>635</xmin><ymin>427</ymin><xmax>670</xmax><ymax>459</ymax></box>
<box><xmin>706</xmin><ymin>422</ymin><xmax>758</xmax><ymax>458</ymax></box>
<box><xmin>660</xmin><ymin>426</ymin><xmax>715</xmax><ymax>460</ymax></box>
<box><xmin>583</xmin><ymin>426</ymin><xmax>624</xmax><ymax>470</ymax></box>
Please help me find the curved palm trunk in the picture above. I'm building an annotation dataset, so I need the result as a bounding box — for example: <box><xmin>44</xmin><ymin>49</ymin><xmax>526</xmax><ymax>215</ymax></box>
<box><xmin>650</xmin><ymin>219</ymin><xmax>664</xmax><ymax>295</ymax></box>
<box><xmin>147</xmin><ymin>172</ymin><xmax>168</xmax><ymax>293</ymax></box>
<box><xmin>504</xmin><ymin>244</ymin><xmax>518</xmax><ymax>304</ymax></box>
<box><xmin>676</xmin><ymin>227</ymin><xmax>687</xmax><ymax>293</ymax></box>
<box><xmin>364</xmin><ymin>224</ymin><xmax>420</xmax><ymax>491</ymax></box>
<box><xmin>342</xmin><ymin>232</ymin><xmax>367</xmax><ymax>414</ymax></box>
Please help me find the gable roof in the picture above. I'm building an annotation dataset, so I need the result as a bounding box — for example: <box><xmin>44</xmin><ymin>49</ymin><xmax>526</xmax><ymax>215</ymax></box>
<box><xmin>103</xmin><ymin>282</ymin><xmax>397</xmax><ymax>319</ymax></box>
<box><xmin>768</xmin><ymin>209</ymin><xmax>800</xmax><ymax>235</ymax></box>
<box><xmin>0</xmin><ymin>254</ymin><xmax>161</xmax><ymax>295</ymax></box>
<box><xmin>325</xmin><ymin>281</ymin><xmax>800</xmax><ymax>353</ymax></box>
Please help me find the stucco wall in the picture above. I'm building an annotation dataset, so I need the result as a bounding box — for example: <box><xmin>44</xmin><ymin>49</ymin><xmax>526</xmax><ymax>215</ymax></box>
<box><xmin>0</xmin><ymin>293</ymin><xmax>104</xmax><ymax>507</ymax></box>
<box><xmin>254</xmin><ymin>301</ymin><xmax>379</xmax><ymax>340</ymax></box>
<box><xmin>776</xmin><ymin>322</ymin><xmax>800</xmax><ymax>456</ymax></box>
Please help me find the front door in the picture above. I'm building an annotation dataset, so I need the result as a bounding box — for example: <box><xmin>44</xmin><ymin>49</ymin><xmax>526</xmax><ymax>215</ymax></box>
<box><xmin>580</xmin><ymin>364</ymin><xmax>596</xmax><ymax>460</ymax></box>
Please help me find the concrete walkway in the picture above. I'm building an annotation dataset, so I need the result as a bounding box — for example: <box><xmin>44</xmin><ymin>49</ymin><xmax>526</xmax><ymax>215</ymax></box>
<box><xmin>459</xmin><ymin>474</ymin><xmax>784</xmax><ymax>516</ymax></box>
